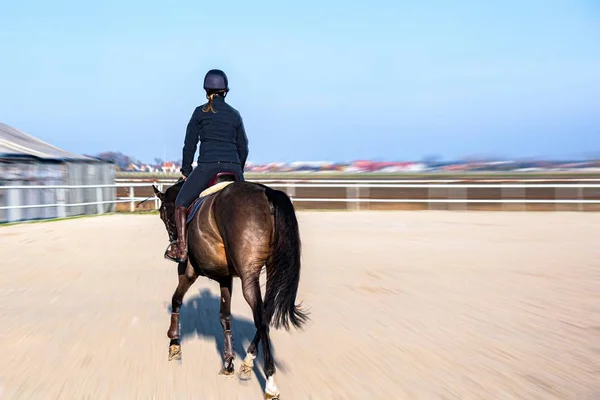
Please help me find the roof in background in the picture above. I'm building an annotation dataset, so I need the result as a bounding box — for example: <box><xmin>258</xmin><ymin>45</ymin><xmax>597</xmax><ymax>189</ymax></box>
<box><xmin>0</xmin><ymin>122</ymin><xmax>100</xmax><ymax>162</ymax></box>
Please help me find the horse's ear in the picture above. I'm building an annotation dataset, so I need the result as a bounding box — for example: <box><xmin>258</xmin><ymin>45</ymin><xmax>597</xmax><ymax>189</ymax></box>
<box><xmin>152</xmin><ymin>185</ymin><xmax>164</xmax><ymax>200</ymax></box>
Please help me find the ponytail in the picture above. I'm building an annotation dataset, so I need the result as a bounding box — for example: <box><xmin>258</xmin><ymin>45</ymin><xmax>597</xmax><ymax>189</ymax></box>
<box><xmin>202</xmin><ymin>93</ymin><xmax>217</xmax><ymax>113</ymax></box>
<box><xmin>202</xmin><ymin>89</ymin><xmax>227</xmax><ymax>113</ymax></box>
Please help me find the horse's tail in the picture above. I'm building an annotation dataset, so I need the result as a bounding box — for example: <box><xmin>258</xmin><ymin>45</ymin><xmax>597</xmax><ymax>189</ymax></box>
<box><xmin>263</xmin><ymin>187</ymin><xmax>309</xmax><ymax>331</ymax></box>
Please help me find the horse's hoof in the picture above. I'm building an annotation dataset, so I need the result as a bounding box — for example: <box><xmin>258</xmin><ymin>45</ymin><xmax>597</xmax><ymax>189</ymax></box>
<box><xmin>239</xmin><ymin>361</ymin><xmax>253</xmax><ymax>381</ymax></box>
<box><xmin>218</xmin><ymin>365</ymin><xmax>235</xmax><ymax>377</ymax></box>
<box><xmin>264</xmin><ymin>393</ymin><xmax>280</xmax><ymax>400</ymax></box>
<box><xmin>168</xmin><ymin>344</ymin><xmax>181</xmax><ymax>361</ymax></box>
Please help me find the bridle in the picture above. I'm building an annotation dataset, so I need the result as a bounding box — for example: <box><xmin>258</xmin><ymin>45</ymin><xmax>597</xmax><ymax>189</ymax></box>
<box><xmin>139</xmin><ymin>181</ymin><xmax>182</xmax><ymax>243</ymax></box>
<box><xmin>135</xmin><ymin>194</ymin><xmax>176</xmax><ymax>239</ymax></box>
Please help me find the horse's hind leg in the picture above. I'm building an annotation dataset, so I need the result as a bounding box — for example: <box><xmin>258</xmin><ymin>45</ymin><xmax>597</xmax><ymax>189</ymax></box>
<box><xmin>218</xmin><ymin>276</ymin><xmax>236</xmax><ymax>376</ymax></box>
<box><xmin>167</xmin><ymin>262</ymin><xmax>197</xmax><ymax>361</ymax></box>
<box><xmin>239</xmin><ymin>331</ymin><xmax>260</xmax><ymax>380</ymax></box>
<box><xmin>241</xmin><ymin>278</ymin><xmax>280</xmax><ymax>399</ymax></box>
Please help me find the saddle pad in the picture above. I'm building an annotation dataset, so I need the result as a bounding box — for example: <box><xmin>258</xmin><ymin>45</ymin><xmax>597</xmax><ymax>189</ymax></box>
<box><xmin>200</xmin><ymin>180</ymin><xmax>234</xmax><ymax>197</ymax></box>
<box><xmin>186</xmin><ymin>196</ymin><xmax>207</xmax><ymax>224</ymax></box>
<box><xmin>186</xmin><ymin>181</ymin><xmax>234</xmax><ymax>224</ymax></box>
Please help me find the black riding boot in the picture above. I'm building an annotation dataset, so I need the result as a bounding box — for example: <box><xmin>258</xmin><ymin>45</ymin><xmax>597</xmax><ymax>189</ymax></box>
<box><xmin>165</xmin><ymin>206</ymin><xmax>188</xmax><ymax>263</ymax></box>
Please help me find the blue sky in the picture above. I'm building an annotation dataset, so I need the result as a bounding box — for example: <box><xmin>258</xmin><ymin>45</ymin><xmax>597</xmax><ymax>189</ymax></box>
<box><xmin>1</xmin><ymin>0</ymin><xmax>599</xmax><ymax>163</ymax></box>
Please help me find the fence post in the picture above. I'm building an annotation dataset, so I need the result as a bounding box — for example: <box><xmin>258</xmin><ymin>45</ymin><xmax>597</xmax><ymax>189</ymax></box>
<box><xmin>96</xmin><ymin>187</ymin><xmax>104</xmax><ymax>215</ymax></box>
<box><xmin>154</xmin><ymin>182</ymin><xmax>160</xmax><ymax>210</ymax></box>
<box><xmin>578</xmin><ymin>186</ymin><xmax>583</xmax><ymax>212</ymax></box>
<box><xmin>6</xmin><ymin>188</ymin><xmax>21</xmax><ymax>223</ymax></box>
<box><xmin>501</xmin><ymin>184</ymin><xmax>526</xmax><ymax>211</ymax></box>
<box><xmin>346</xmin><ymin>185</ymin><xmax>359</xmax><ymax>211</ymax></box>
<box><xmin>461</xmin><ymin>187</ymin><xmax>467</xmax><ymax>211</ymax></box>
<box><xmin>427</xmin><ymin>186</ymin><xmax>442</xmax><ymax>210</ymax></box>
<box><xmin>427</xmin><ymin>186</ymin><xmax>431</xmax><ymax>210</ymax></box>
<box><xmin>286</xmin><ymin>183</ymin><xmax>296</xmax><ymax>198</ymax></box>
<box><xmin>362</xmin><ymin>184</ymin><xmax>369</xmax><ymax>210</ymax></box>
<box><xmin>449</xmin><ymin>186</ymin><xmax>467</xmax><ymax>211</ymax></box>
<box><xmin>129</xmin><ymin>186</ymin><xmax>135</xmax><ymax>212</ymax></box>
<box><xmin>555</xmin><ymin>186</ymin><xmax>571</xmax><ymax>212</ymax></box>
<box><xmin>56</xmin><ymin>188</ymin><xmax>66</xmax><ymax>218</ymax></box>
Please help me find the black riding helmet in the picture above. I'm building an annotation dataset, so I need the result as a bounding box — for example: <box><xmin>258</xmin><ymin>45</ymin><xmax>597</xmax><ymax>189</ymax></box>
<box><xmin>203</xmin><ymin>69</ymin><xmax>229</xmax><ymax>92</ymax></box>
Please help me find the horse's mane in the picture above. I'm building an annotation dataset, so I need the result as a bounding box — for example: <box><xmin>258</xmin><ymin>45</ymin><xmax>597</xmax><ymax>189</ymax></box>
<box><xmin>164</xmin><ymin>179</ymin><xmax>184</xmax><ymax>203</ymax></box>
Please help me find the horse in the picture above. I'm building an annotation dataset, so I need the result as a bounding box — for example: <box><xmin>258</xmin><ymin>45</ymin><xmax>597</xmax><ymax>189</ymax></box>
<box><xmin>151</xmin><ymin>173</ymin><xmax>308</xmax><ymax>400</ymax></box>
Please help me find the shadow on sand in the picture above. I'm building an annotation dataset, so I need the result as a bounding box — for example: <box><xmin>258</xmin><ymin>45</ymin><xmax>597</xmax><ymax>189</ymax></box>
<box><xmin>166</xmin><ymin>288</ymin><xmax>288</xmax><ymax>390</ymax></box>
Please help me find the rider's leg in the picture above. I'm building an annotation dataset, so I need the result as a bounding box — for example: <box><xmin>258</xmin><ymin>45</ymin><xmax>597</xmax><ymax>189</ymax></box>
<box><xmin>164</xmin><ymin>162</ymin><xmax>243</xmax><ymax>263</ymax></box>
<box><xmin>172</xmin><ymin>204</ymin><xmax>188</xmax><ymax>262</ymax></box>
<box><xmin>165</xmin><ymin>165</ymin><xmax>211</xmax><ymax>262</ymax></box>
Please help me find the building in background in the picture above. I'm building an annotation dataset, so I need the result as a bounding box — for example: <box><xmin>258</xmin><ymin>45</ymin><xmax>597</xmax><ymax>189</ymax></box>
<box><xmin>161</xmin><ymin>161</ymin><xmax>179</xmax><ymax>174</ymax></box>
<box><xmin>0</xmin><ymin>122</ymin><xmax>115</xmax><ymax>223</ymax></box>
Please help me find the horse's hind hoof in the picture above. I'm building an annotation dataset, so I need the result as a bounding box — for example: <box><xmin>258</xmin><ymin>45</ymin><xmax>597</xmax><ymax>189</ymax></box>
<box><xmin>264</xmin><ymin>393</ymin><xmax>280</xmax><ymax>400</ymax></box>
<box><xmin>168</xmin><ymin>344</ymin><xmax>181</xmax><ymax>361</ymax></box>
<box><xmin>239</xmin><ymin>361</ymin><xmax>253</xmax><ymax>381</ymax></box>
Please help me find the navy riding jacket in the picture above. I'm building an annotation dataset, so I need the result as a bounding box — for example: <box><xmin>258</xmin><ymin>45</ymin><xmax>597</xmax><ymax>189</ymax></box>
<box><xmin>180</xmin><ymin>96</ymin><xmax>249</xmax><ymax>177</ymax></box>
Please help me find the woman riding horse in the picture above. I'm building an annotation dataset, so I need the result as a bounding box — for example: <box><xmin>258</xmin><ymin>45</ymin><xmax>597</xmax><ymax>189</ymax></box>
<box><xmin>165</xmin><ymin>69</ymin><xmax>249</xmax><ymax>263</ymax></box>
<box><xmin>154</xmin><ymin>69</ymin><xmax>306</xmax><ymax>400</ymax></box>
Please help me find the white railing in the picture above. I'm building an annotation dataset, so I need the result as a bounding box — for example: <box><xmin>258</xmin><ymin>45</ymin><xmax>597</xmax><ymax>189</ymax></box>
<box><xmin>0</xmin><ymin>183</ymin><xmax>160</xmax><ymax>223</ymax></box>
<box><xmin>1</xmin><ymin>181</ymin><xmax>600</xmax><ymax>223</ymax></box>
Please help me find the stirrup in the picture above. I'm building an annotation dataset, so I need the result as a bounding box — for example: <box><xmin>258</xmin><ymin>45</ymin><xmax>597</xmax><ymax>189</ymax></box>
<box><xmin>164</xmin><ymin>241</ymin><xmax>184</xmax><ymax>263</ymax></box>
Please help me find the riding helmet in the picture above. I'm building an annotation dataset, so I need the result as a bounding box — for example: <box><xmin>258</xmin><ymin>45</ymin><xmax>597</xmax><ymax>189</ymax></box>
<box><xmin>203</xmin><ymin>69</ymin><xmax>229</xmax><ymax>91</ymax></box>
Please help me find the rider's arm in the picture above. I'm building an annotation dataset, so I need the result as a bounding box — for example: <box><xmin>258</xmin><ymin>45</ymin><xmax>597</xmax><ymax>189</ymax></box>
<box><xmin>235</xmin><ymin>116</ymin><xmax>249</xmax><ymax>171</ymax></box>
<box><xmin>181</xmin><ymin>108</ymin><xmax>200</xmax><ymax>177</ymax></box>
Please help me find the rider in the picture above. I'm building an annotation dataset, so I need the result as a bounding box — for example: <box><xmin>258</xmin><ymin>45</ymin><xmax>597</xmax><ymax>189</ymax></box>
<box><xmin>165</xmin><ymin>69</ymin><xmax>249</xmax><ymax>263</ymax></box>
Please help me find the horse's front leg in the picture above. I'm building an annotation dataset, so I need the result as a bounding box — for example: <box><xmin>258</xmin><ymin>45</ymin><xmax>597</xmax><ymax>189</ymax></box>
<box><xmin>218</xmin><ymin>276</ymin><xmax>235</xmax><ymax>376</ymax></box>
<box><xmin>167</xmin><ymin>261</ymin><xmax>197</xmax><ymax>361</ymax></box>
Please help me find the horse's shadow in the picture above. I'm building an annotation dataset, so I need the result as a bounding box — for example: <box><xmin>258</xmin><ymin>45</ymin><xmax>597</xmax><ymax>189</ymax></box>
<box><xmin>167</xmin><ymin>288</ymin><xmax>287</xmax><ymax>390</ymax></box>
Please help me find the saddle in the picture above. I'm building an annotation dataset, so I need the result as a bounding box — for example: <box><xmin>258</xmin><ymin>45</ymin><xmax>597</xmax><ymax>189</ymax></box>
<box><xmin>186</xmin><ymin>172</ymin><xmax>238</xmax><ymax>224</ymax></box>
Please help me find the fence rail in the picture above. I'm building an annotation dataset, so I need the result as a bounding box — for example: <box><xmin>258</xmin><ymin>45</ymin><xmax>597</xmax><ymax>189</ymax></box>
<box><xmin>2</xmin><ymin>181</ymin><xmax>600</xmax><ymax>223</ymax></box>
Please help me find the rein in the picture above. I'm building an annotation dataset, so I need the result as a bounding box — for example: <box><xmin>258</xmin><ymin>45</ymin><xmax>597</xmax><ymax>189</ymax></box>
<box><xmin>136</xmin><ymin>195</ymin><xmax>156</xmax><ymax>208</ymax></box>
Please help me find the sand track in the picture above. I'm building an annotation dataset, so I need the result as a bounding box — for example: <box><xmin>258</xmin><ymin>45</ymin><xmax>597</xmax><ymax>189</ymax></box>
<box><xmin>1</xmin><ymin>211</ymin><xmax>599</xmax><ymax>399</ymax></box>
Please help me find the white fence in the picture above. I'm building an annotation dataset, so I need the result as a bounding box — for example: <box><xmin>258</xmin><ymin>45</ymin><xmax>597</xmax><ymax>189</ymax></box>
<box><xmin>120</xmin><ymin>178</ymin><xmax>600</xmax><ymax>208</ymax></box>
<box><xmin>1</xmin><ymin>180</ymin><xmax>600</xmax><ymax>223</ymax></box>
<box><xmin>0</xmin><ymin>183</ymin><xmax>138</xmax><ymax>223</ymax></box>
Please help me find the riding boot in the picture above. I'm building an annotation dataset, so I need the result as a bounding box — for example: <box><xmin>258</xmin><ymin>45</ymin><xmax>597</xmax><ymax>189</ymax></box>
<box><xmin>164</xmin><ymin>206</ymin><xmax>188</xmax><ymax>263</ymax></box>
<box><xmin>174</xmin><ymin>206</ymin><xmax>188</xmax><ymax>262</ymax></box>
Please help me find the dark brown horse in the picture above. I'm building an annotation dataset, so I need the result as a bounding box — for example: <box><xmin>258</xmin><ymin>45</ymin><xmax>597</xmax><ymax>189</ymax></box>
<box><xmin>152</xmin><ymin>175</ymin><xmax>308</xmax><ymax>400</ymax></box>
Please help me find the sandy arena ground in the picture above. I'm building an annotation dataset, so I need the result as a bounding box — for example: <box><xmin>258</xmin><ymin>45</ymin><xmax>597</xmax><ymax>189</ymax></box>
<box><xmin>1</xmin><ymin>211</ymin><xmax>599</xmax><ymax>399</ymax></box>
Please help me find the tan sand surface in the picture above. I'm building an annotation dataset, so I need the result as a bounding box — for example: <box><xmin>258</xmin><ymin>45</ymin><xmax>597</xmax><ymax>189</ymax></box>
<box><xmin>0</xmin><ymin>211</ymin><xmax>599</xmax><ymax>399</ymax></box>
